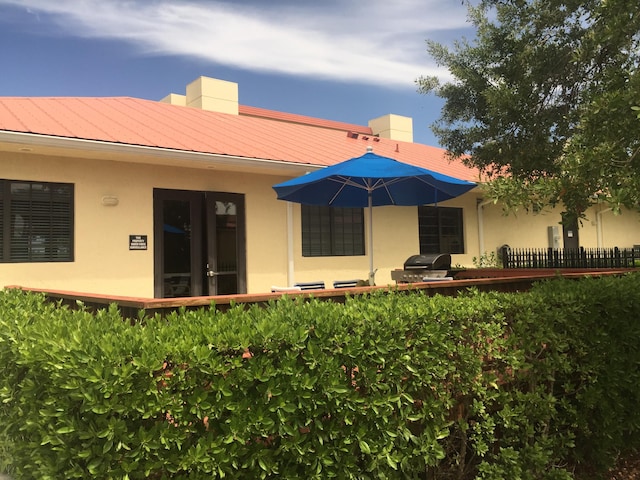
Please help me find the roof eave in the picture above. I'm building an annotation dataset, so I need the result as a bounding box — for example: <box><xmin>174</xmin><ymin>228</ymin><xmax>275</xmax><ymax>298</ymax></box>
<box><xmin>0</xmin><ymin>130</ymin><xmax>319</xmax><ymax>175</ymax></box>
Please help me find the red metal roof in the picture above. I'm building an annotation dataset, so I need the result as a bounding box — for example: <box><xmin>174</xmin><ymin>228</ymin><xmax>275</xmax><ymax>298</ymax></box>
<box><xmin>0</xmin><ymin>96</ymin><xmax>480</xmax><ymax>182</ymax></box>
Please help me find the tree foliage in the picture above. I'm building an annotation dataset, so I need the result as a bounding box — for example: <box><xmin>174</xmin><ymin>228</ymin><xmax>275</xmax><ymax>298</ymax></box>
<box><xmin>419</xmin><ymin>0</ymin><xmax>640</xmax><ymax>221</ymax></box>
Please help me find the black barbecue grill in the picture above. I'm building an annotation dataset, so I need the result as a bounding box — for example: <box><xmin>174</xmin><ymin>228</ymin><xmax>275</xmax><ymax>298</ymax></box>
<box><xmin>391</xmin><ymin>253</ymin><xmax>452</xmax><ymax>283</ymax></box>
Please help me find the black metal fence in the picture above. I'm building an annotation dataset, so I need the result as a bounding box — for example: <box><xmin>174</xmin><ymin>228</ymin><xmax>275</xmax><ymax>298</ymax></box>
<box><xmin>501</xmin><ymin>246</ymin><xmax>640</xmax><ymax>269</ymax></box>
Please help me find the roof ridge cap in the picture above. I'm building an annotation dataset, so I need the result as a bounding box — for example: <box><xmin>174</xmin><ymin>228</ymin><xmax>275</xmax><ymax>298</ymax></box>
<box><xmin>239</xmin><ymin>104</ymin><xmax>372</xmax><ymax>134</ymax></box>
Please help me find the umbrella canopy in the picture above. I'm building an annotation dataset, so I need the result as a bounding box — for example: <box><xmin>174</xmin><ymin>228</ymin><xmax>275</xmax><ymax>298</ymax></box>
<box><xmin>273</xmin><ymin>147</ymin><xmax>476</xmax><ymax>284</ymax></box>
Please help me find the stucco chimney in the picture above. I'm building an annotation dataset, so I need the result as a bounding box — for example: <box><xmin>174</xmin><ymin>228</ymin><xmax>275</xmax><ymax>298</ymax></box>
<box><xmin>159</xmin><ymin>93</ymin><xmax>187</xmax><ymax>106</ymax></box>
<box><xmin>186</xmin><ymin>76</ymin><xmax>239</xmax><ymax>115</ymax></box>
<box><xmin>368</xmin><ymin>114</ymin><xmax>413</xmax><ymax>143</ymax></box>
<box><xmin>159</xmin><ymin>77</ymin><xmax>239</xmax><ymax>115</ymax></box>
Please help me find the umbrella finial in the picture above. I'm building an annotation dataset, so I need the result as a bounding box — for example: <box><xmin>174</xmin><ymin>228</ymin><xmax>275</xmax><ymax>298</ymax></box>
<box><xmin>366</xmin><ymin>145</ymin><xmax>373</xmax><ymax>153</ymax></box>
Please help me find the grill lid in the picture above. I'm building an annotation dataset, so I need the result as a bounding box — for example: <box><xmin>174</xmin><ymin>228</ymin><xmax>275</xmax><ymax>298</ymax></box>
<box><xmin>404</xmin><ymin>254</ymin><xmax>451</xmax><ymax>270</ymax></box>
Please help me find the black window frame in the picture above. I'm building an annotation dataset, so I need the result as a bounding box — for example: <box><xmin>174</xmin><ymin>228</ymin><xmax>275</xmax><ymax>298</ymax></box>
<box><xmin>418</xmin><ymin>205</ymin><xmax>465</xmax><ymax>254</ymax></box>
<box><xmin>0</xmin><ymin>179</ymin><xmax>74</xmax><ymax>263</ymax></box>
<box><xmin>301</xmin><ymin>205</ymin><xmax>365</xmax><ymax>257</ymax></box>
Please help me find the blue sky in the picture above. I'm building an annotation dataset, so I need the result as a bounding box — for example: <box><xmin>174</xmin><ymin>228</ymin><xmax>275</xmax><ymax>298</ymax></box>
<box><xmin>0</xmin><ymin>0</ymin><xmax>477</xmax><ymax>147</ymax></box>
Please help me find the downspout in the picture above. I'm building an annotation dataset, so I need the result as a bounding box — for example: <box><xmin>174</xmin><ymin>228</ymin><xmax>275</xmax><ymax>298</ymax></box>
<box><xmin>596</xmin><ymin>206</ymin><xmax>612</xmax><ymax>248</ymax></box>
<box><xmin>477</xmin><ymin>199</ymin><xmax>493</xmax><ymax>257</ymax></box>
<box><xmin>287</xmin><ymin>202</ymin><xmax>295</xmax><ymax>286</ymax></box>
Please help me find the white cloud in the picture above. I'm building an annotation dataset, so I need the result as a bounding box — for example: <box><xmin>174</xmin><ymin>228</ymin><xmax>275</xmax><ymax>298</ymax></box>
<box><xmin>0</xmin><ymin>0</ymin><xmax>470</xmax><ymax>88</ymax></box>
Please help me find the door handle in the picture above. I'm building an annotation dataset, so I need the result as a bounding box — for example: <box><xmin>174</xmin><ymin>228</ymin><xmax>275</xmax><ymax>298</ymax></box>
<box><xmin>206</xmin><ymin>263</ymin><xmax>218</xmax><ymax>277</ymax></box>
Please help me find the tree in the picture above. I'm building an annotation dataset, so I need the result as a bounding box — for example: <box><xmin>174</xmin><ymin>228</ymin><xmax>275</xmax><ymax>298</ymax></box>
<box><xmin>418</xmin><ymin>0</ymin><xmax>640</xmax><ymax>222</ymax></box>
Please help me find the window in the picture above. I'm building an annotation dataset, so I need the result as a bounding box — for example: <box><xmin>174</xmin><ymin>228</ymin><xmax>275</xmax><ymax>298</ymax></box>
<box><xmin>418</xmin><ymin>206</ymin><xmax>464</xmax><ymax>254</ymax></box>
<box><xmin>0</xmin><ymin>180</ymin><xmax>74</xmax><ymax>262</ymax></box>
<box><xmin>301</xmin><ymin>205</ymin><xmax>364</xmax><ymax>257</ymax></box>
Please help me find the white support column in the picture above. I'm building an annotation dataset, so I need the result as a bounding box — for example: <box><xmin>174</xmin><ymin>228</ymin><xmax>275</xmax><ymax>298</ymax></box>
<box><xmin>287</xmin><ymin>202</ymin><xmax>295</xmax><ymax>286</ymax></box>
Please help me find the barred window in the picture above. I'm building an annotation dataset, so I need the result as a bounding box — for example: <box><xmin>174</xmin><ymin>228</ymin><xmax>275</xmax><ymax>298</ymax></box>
<box><xmin>301</xmin><ymin>205</ymin><xmax>364</xmax><ymax>257</ymax></box>
<box><xmin>0</xmin><ymin>180</ymin><xmax>74</xmax><ymax>262</ymax></box>
<box><xmin>418</xmin><ymin>206</ymin><xmax>464</xmax><ymax>254</ymax></box>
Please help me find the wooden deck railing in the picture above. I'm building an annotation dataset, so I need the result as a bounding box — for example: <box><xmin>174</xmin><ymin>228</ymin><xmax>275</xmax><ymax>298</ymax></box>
<box><xmin>6</xmin><ymin>268</ymin><xmax>635</xmax><ymax>318</ymax></box>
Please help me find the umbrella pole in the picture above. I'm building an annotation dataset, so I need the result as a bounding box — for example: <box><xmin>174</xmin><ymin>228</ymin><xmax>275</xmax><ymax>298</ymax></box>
<box><xmin>368</xmin><ymin>194</ymin><xmax>375</xmax><ymax>286</ymax></box>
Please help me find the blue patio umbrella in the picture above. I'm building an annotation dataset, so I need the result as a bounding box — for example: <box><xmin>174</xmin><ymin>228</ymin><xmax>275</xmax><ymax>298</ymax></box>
<box><xmin>273</xmin><ymin>146</ymin><xmax>476</xmax><ymax>285</ymax></box>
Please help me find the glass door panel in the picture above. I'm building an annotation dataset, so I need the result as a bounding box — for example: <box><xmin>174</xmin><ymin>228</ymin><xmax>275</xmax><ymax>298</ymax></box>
<box><xmin>162</xmin><ymin>199</ymin><xmax>192</xmax><ymax>297</ymax></box>
<box><xmin>154</xmin><ymin>189</ymin><xmax>203</xmax><ymax>298</ymax></box>
<box><xmin>205</xmin><ymin>194</ymin><xmax>245</xmax><ymax>295</ymax></box>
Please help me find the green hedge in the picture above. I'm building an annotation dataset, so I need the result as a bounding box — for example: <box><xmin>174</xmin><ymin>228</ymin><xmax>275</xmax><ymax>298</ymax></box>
<box><xmin>1</xmin><ymin>274</ymin><xmax>640</xmax><ymax>479</ymax></box>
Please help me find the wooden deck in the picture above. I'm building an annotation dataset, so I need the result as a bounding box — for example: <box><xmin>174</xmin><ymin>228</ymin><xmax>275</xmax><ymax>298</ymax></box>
<box><xmin>6</xmin><ymin>268</ymin><xmax>635</xmax><ymax>318</ymax></box>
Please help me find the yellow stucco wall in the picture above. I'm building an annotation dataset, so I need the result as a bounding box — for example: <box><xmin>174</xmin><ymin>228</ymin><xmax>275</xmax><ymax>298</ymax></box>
<box><xmin>479</xmin><ymin>201</ymin><xmax>640</xmax><ymax>255</ymax></box>
<box><xmin>3</xmin><ymin>150</ymin><xmax>639</xmax><ymax>297</ymax></box>
<box><xmin>0</xmin><ymin>153</ymin><xmax>422</xmax><ymax>295</ymax></box>
<box><xmin>593</xmin><ymin>206</ymin><xmax>640</xmax><ymax>248</ymax></box>
<box><xmin>2</xmin><ymin>154</ymin><xmax>154</xmax><ymax>296</ymax></box>
<box><xmin>1</xmin><ymin>151</ymin><xmax>484</xmax><ymax>295</ymax></box>
<box><xmin>274</xmin><ymin>188</ymin><xmax>481</xmax><ymax>287</ymax></box>
<box><xmin>1</xmin><ymin>153</ymin><xmax>293</xmax><ymax>296</ymax></box>
<box><xmin>287</xmin><ymin>202</ymin><xmax>421</xmax><ymax>287</ymax></box>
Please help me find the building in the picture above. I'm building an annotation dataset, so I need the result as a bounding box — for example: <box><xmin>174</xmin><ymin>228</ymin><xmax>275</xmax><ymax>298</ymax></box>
<box><xmin>1</xmin><ymin>76</ymin><xmax>637</xmax><ymax>297</ymax></box>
